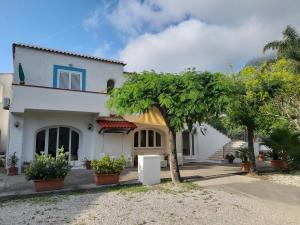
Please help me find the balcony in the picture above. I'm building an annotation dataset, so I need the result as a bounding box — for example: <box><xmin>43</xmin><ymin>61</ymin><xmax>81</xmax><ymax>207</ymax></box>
<box><xmin>10</xmin><ymin>84</ymin><xmax>109</xmax><ymax>114</ymax></box>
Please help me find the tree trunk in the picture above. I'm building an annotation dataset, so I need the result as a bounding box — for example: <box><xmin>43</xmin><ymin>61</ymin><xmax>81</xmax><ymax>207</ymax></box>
<box><xmin>156</xmin><ymin>106</ymin><xmax>182</xmax><ymax>183</ymax></box>
<box><xmin>169</xmin><ymin>129</ymin><xmax>182</xmax><ymax>183</ymax></box>
<box><xmin>247</xmin><ymin>126</ymin><xmax>257</xmax><ymax>173</ymax></box>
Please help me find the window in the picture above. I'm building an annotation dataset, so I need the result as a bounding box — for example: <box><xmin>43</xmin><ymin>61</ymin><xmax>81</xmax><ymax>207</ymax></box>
<box><xmin>35</xmin><ymin>126</ymin><xmax>79</xmax><ymax>161</ymax></box>
<box><xmin>107</xmin><ymin>79</ymin><xmax>115</xmax><ymax>93</ymax></box>
<box><xmin>58</xmin><ymin>70</ymin><xmax>82</xmax><ymax>90</ymax></box>
<box><xmin>133</xmin><ymin>130</ymin><xmax>162</xmax><ymax>148</ymax></box>
<box><xmin>53</xmin><ymin>65</ymin><xmax>86</xmax><ymax>91</ymax></box>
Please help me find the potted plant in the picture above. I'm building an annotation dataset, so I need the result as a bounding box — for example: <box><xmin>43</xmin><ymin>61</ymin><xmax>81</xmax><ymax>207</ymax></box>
<box><xmin>267</xmin><ymin>149</ymin><xmax>283</xmax><ymax>170</ymax></box>
<box><xmin>258</xmin><ymin>151</ymin><xmax>265</xmax><ymax>161</ymax></box>
<box><xmin>91</xmin><ymin>154</ymin><xmax>126</xmax><ymax>185</ymax></box>
<box><xmin>83</xmin><ymin>158</ymin><xmax>92</xmax><ymax>170</ymax></box>
<box><xmin>25</xmin><ymin>148</ymin><xmax>70</xmax><ymax>192</ymax></box>
<box><xmin>225</xmin><ymin>154</ymin><xmax>235</xmax><ymax>164</ymax></box>
<box><xmin>235</xmin><ymin>148</ymin><xmax>250</xmax><ymax>172</ymax></box>
<box><xmin>261</xmin><ymin>127</ymin><xmax>300</xmax><ymax>171</ymax></box>
<box><xmin>7</xmin><ymin>152</ymin><xmax>18</xmax><ymax>175</ymax></box>
<box><xmin>22</xmin><ymin>161</ymin><xmax>31</xmax><ymax>173</ymax></box>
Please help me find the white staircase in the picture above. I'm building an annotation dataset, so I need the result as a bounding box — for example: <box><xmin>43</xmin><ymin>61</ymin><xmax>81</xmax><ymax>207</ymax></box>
<box><xmin>207</xmin><ymin>140</ymin><xmax>246</xmax><ymax>162</ymax></box>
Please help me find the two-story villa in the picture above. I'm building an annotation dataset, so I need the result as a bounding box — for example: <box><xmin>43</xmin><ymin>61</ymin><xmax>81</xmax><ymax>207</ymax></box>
<box><xmin>1</xmin><ymin>43</ymin><xmax>247</xmax><ymax>172</ymax></box>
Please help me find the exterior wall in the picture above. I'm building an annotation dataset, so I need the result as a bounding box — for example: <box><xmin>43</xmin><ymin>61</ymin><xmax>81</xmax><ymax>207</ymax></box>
<box><xmin>176</xmin><ymin>123</ymin><xmax>231</xmax><ymax>162</ymax></box>
<box><xmin>19</xmin><ymin>111</ymin><xmax>97</xmax><ymax>167</ymax></box>
<box><xmin>10</xmin><ymin>85</ymin><xmax>108</xmax><ymax>114</ymax></box>
<box><xmin>100</xmin><ymin>133</ymin><xmax>132</xmax><ymax>157</ymax></box>
<box><xmin>13</xmin><ymin>46</ymin><xmax>125</xmax><ymax>92</ymax></box>
<box><xmin>0</xmin><ymin>74</ymin><xmax>13</xmax><ymax>153</ymax></box>
<box><xmin>8</xmin><ymin>110</ymin><xmax>134</xmax><ymax>170</ymax></box>
<box><xmin>195</xmin><ymin>123</ymin><xmax>230</xmax><ymax>161</ymax></box>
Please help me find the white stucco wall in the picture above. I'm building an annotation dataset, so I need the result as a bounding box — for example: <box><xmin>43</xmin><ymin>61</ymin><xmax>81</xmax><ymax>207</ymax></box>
<box><xmin>13</xmin><ymin>46</ymin><xmax>125</xmax><ymax>92</ymax></box>
<box><xmin>195</xmin><ymin>123</ymin><xmax>230</xmax><ymax>161</ymax></box>
<box><xmin>0</xmin><ymin>73</ymin><xmax>13</xmax><ymax>153</ymax></box>
<box><xmin>7</xmin><ymin>110</ymin><xmax>133</xmax><ymax>170</ymax></box>
<box><xmin>10</xmin><ymin>85</ymin><xmax>108</xmax><ymax>114</ymax></box>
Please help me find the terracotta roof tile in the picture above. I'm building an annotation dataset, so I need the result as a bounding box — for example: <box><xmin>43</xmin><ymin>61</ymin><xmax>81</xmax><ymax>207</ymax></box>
<box><xmin>13</xmin><ymin>43</ymin><xmax>126</xmax><ymax>66</ymax></box>
<box><xmin>96</xmin><ymin>117</ymin><xmax>137</xmax><ymax>129</ymax></box>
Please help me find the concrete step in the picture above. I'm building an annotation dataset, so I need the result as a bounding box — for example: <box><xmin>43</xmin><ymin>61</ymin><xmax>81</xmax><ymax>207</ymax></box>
<box><xmin>207</xmin><ymin>140</ymin><xmax>246</xmax><ymax>161</ymax></box>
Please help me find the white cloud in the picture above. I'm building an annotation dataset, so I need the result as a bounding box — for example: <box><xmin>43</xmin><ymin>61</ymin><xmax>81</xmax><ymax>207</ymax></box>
<box><xmin>84</xmin><ymin>0</ymin><xmax>300</xmax><ymax>72</ymax></box>
<box><xmin>108</xmin><ymin>0</ymin><xmax>300</xmax><ymax>37</ymax></box>
<box><xmin>120</xmin><ymin>19</ymin><xmax>276</xmax><ymax>72</ymax></box>
<box><xmin>83</xmin><ymin>7</ymin><xmax>102</xmax><ymax>32</ymax></box>
<box><xmin>94</xmin><ymin>42</ymin><xmax>111</xmax><ymax>58</ymax></box>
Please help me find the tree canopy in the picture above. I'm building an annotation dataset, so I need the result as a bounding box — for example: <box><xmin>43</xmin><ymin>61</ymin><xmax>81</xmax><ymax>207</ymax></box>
<box><xmin>107</xmin><ymin>69</ymin><xmax>229</xmax><ymax>182</ymax></box>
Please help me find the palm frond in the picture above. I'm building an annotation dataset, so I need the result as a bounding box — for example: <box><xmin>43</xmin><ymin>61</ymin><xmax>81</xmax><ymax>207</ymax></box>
<box><xmin>263</xmin><ymin>41</ymin><xmax>281</xmax><ymax>53</ymax></box>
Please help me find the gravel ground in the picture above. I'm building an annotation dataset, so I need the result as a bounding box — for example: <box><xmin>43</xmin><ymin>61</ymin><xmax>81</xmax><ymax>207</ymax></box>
<box><xmin>0</xmin><ymin>182</ymin><xmax>299</xmax><ymax>225</ymax></box>
<box><xmin>259</xmin><ymin>171</ymin><xmax>300</xmax><ymax>188</ymax></box>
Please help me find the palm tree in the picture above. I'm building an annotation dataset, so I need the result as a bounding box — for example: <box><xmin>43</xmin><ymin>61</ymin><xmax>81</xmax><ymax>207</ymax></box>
<box><xmin>263</xmin><ymin>25</ymin><xmax>300</xmax><ymax>63</ymax></box>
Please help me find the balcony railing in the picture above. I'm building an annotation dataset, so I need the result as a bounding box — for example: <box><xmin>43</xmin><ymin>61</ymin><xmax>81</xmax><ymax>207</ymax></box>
<box><xmin>10</xmin><ymin>84</ymin><xmax>109</xmax><ymax>114</ymax></box>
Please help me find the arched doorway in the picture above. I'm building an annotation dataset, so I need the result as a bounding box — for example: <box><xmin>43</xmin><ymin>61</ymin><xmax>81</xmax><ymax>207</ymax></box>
<box><xmin>35</xmin><ymin>126</ymin><xmax>80</xmax><ymax>162</ymax></box>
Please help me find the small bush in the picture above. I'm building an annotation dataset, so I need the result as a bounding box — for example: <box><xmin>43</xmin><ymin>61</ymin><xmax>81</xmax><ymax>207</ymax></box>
<box><xmin>25</xmin><ymin>148</ymin><xmax>70</xmax><ymax>181</ymax></box>
<box><xmin>235</xmin><ymin>147</ymin><xmax>249</xmax><ymax>163</ymax></box>
<box><xmin>0</xmin><ymin>158</ymin><xmax>4</xmax><ymax>168</ymax></box>
<box><xmin>91</xmin><ymin>154</ymin><xmax>126</xmax><ymax>174</ymax></box>
<box><xmin>7</xmin><ymin>152</ymin><xmax>18</xmax><ymax>167</ymax></box>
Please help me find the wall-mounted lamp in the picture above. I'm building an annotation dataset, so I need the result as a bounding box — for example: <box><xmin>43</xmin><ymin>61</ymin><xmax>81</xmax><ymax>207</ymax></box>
<box><xmin>88</xmin><ymin>123</ymin><xmax>94</xmax><ymax>131</ymax></box>
<box><xmin>14</xmin><ymin>121</ymin><xmax>20</xmax><ymax>128</ymax></box>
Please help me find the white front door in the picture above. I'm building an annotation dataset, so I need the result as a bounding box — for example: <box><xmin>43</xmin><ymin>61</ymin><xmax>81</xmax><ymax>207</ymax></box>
<box><xmin>182</xmin><ymin>131</ymin><xmax>195</xmax><ymax>159</ymax></box>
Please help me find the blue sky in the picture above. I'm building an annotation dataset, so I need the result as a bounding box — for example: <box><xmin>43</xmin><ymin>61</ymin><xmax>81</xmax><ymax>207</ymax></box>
<box><xmin>1</xmin><ymin>0</ymin><xmax>300</xmax><ymax>73</ymax></box>
<box><xmin>0</xmin><ymin>0</ymin><xmax>122</xmax><ymax>72</ymax></box>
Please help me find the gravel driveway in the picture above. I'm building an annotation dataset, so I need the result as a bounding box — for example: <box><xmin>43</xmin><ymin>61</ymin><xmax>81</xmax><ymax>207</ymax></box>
<box><xmin>0</xmin><ymin>182</ymin><xmax>299</xmax><ymax>225</ymax></box>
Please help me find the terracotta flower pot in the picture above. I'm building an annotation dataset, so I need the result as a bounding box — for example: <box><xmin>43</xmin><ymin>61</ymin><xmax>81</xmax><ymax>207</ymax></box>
<box><xmin>94</xmin><ymin>174</ymin><xmax>119</xmax><ymax>185</ymax></box>
<box><xmin>281</xmin><ymin>160</ymin><xmax>289</xmax><ymax>171</ymax></box>
<box><xmin>240</xmin><ymin>162</ymin><xmax>250</xmax><ymax>172</ymax></box>
<box><xmin>33</xmin><ymin>179</ymin><xmax>64</xmax><ymax>192</ymax></box>
<box><xmin>8</xmin><ymin>167</ymin><xmax>18</xmax><ymax>176</ymax></box>
<box><xmin>271</xmin><ymin>160</ymin><xmax>283</xmax><ymax>170</ymax></box>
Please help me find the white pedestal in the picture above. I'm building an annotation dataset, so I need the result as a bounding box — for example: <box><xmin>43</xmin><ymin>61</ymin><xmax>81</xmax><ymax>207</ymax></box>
<box><xmin>138</xmin><ymin>155</ymin><xmax>161</xmax><ymax>185</ymax></box>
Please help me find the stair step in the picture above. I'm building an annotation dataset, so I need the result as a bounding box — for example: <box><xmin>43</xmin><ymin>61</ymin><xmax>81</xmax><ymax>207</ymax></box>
<box><xmin>207</xmin><ymin>140</ymin><xmax>246</xmax><ymax>161</ymax></box>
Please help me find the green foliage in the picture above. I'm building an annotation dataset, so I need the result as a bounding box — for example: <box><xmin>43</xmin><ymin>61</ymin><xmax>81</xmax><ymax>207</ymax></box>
<box><xmin>235</xmin><ymin>147</ymin><xmax>249</xmax><ymax>163</ymax></box>
<box><xmin>261</xmin><ymin>126</ymin><xmax>300</xmax><ymax>168</ymax></box>
<box><xmin>206</xmin><ymin>115</ymin><xmax>245</xmax><ymax>139</ymax></box>
<box><xmin>0</xmin><ymin>158</ymin><xmax>4</xmax><ymax>168</ymax></box>
<box><xmin>91</xmin><ymin>154</ymin><xmax>127</xmax><ymax>174</ymax></box>
<box><xmin>263</xmin><ymin>25</ymin><xmax>300</xmax><ymax>66</ymax></box>
<box><xmin>25</xmin><ymin>148</ymin><xmax>70</xmax><ymax>180</ymax></box>
<box><xmin>108</xmin><ymin>69</ymin><xmax>229</xmax><ymax>132</ymax></box>
<box><xmin>7</xmin><ymin>152</ymin><xmax>18</xmax><ymax>167</ymax></box>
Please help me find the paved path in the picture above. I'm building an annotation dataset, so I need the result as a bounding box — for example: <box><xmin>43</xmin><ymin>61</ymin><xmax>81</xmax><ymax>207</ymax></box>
<box><xmin>195</xmin><ymin>175</ymin><xmax>300</xmax><ymax>207</ymax></box>
<box><xmin>0</xmin><ymin>162</ymin><xmax>242</xmax><ymax>199</ymax></box>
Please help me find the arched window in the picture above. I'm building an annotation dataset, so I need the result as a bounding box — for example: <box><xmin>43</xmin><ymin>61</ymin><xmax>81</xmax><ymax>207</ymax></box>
<box><xmin>35</xmin><ymin>126</ymin><xmax>79</xmax><ymax>161</ymax></box>
<box><xmin>107</xmin><ymin>79</ymin><xmax>115</xmax><ymax>93</ymax></box>
<box><xmin>134</xmin><ymin>130</ymin><xmax>162</xmax><ymax>148</ymax></box>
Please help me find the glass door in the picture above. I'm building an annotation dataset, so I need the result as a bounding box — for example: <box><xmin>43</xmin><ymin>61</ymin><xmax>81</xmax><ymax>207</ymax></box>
<box><xmin>182</xmin><ymin>130</ymin><xmax>195</xmax><ymax>159</ymax></box>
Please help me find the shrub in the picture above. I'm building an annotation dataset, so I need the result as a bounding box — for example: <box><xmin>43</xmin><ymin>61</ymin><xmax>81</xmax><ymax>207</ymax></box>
<box><xmin>91</xmin><ymin>154</ymin><xmax>126</xmax><ymax>174</ymax></box>
<box><xmin>7</xmin><ymin>152</ymin><xmax>18</xmax><ymax>167</ymax></box>
<box><xmin>235</xmin><ymin>147</ymin><xmax>249</xmax><ymax>163</ymax></box>
<box><xmin>0</xmin><ymin>158</ymin><xmax>5</xmax><ymax>168</ymax></box>
<box><xmin>261</xmin><ymin>127</ymin><xmax>300</xmax><ymax>169</ymax></box>
<box><xmin>25</xmin><ymin>148</ymin><xmax>70</xmax><ymax>181</ymax></box>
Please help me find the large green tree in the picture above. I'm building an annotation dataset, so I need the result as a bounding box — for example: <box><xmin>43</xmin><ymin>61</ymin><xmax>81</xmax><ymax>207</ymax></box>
<box><xmin>263</xmin><ymin>25</ymin><xmax>300</xmax><ymax>64</ymax></box>
<box><xmin>107</xmin><ymin>70</ymin><xmax>229</xmax><ymax>183</ymax></box>
<box><xmin>225</xmin><ymin>63</ymin><xmax>286</xmax><ymax>172</ymax></box>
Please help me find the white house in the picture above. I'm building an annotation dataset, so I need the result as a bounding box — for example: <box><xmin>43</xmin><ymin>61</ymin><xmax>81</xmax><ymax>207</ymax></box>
<box><xmin>1</xmin><ymin>43</ymin><xmax>248</xmax><ymax>172</ymax></box>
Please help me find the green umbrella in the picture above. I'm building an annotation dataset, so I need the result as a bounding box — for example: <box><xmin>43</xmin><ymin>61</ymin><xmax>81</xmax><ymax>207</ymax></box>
<box><xmin>18</xmin><ymin>63</ymin><xmax>25</xmax><ymax>84</ymax></box>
